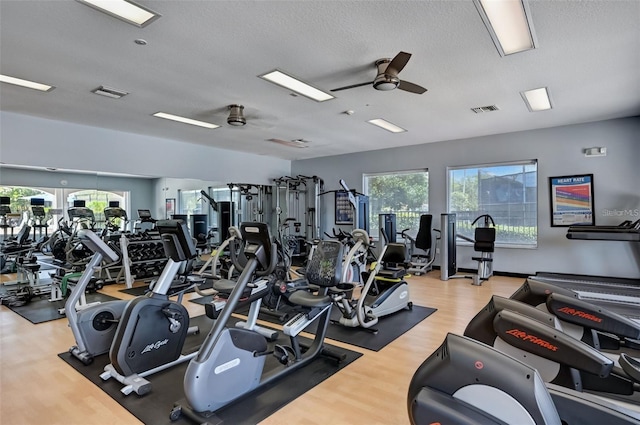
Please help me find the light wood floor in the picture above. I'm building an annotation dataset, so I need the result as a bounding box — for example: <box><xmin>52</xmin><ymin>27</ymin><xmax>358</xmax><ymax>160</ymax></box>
<box><xmin>0</xmin><ymin>270</ymin><xmax>524</xmax><ymax>425</ymax></box>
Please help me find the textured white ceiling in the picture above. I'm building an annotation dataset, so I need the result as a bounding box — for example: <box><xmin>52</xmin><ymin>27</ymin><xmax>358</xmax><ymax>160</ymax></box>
<box><xmin>1</xmin><ymin>1</ymin><xmax>639</xmax><ymax>162</ymax></box>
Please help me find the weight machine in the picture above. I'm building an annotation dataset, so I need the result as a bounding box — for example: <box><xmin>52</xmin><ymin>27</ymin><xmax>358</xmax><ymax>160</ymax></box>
<box><xmin>440</xmin><ymin>213</ymin><xmax>496</xmax><ymax>285</ymax></box>
<box><xmin>227</xmin><ymin>183</ymin><xmax>273</xmax><ymax>228</ymax></box>
<box><xmin>273</xmin><ymin>175</ymin><xmax>324</xmax><ymax>260</ymax></box>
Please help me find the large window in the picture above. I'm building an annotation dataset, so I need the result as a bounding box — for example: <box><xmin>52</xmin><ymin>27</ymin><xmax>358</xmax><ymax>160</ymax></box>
<box><xmin>448</xmin><ymin>160</ymin><xmax>537</xmax><ymax>247</ymax></box>
<box><xmin>0</xmin><ymin>186</ymin><xmax>127</xmax><ymax>235</ymax></box>
<box><xmin>178</xmin><ymin>190</ymin><xmax>205</xmax><ymax>216</ymax></box>
<box><xmin>68</xmin><ymin>190</ymin><xmax>126</xmax><ymax>228</ymax></box>
<box><xmin>363</xmin><ymin>170</ymin><xmax>429</xmax><ymax>236</ymax></box>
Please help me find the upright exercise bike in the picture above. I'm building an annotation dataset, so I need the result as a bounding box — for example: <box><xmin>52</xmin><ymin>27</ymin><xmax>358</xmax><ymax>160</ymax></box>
<box><xmin>66</xmin><ymin>229</ymin><xmax>129</xmax><ymax>365</ymax></box>
<box><xmin>170</xmin><ymin>222</ymin><xmax>346</xmax><ymax>422</ymax></box>
<box><xmin>100</xmin><ymin>219</ymin><xmax>200</xmax><ymax>395</ymax></box>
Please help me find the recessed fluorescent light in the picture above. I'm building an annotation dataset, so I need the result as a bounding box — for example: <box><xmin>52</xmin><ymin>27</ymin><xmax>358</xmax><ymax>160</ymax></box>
<box><xmin>0</xmin><ymin>74</ymin><xmax>55</xmax><ymax>92</ymax></box>
<box><xmin>153</xmin><ymin>112</ymin><xmax>219</xmax><ymax>129</ymax></box>
<box><xmin>259</xmin><ymin>70</ymin><xmax>334</xmax><ymax>102</ymax></box>
<box><xmin>76</xmin><ymin>0</ymin><xmax>161</xmax><ymax>27</ymax></box>
<box><xmin>520</xmin><ymin>87</ymin><xmax>552</xmax><ymax>112</ymax></box>
<box><xmin>473</xmin><ymin>0</ymin><xmax>537</xmax><ymax>56</ymax></box>
<box><xmin>367</xmin><ymin>118</ymin><xmax>406</xmax><ymax>133</ymax></box>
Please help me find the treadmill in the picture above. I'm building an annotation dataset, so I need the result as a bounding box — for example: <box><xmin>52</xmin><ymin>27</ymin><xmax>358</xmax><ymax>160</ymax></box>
<box><xmin>533</xmin><ymin>219</ymin><xmax>640</xmax><ymax>309</ymax></box>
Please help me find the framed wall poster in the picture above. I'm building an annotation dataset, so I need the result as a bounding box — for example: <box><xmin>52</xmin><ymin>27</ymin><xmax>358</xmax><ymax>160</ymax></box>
<box><xmin>549</xmin><ymin>174</ymin><xmax>595</xmax><ymax>227</ymax></box>
<box><xmin>165</xmin><ymin>198</ymin><xmax>176</xmax><ymax>219</ymax></box>
<box><xmin>335</xmin><ymin>191</ymin><xmax>354</xmax><ymax>225</ymax></box>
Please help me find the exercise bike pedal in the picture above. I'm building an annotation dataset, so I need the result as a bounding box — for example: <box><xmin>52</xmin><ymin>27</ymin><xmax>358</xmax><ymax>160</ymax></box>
<box><xmin>273</xmin><ymin>344</ymin><xmax>296</xmax><ymax>365</ymax></box>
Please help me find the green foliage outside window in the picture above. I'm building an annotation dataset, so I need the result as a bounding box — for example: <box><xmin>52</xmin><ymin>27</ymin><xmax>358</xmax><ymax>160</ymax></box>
<box><xmin>364</xmin><ymin>171</ymin><xmax>429</xmax><ymax>235</ymax></box>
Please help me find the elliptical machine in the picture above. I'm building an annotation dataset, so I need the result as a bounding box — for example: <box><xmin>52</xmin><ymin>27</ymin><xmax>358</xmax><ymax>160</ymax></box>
<box><xmin>331</xmin><ymin>242</ymin><xmax>412</xmax><ymax>331</ymax></box>
<box><xmin>66</xmin><ymin>229</ymin><xmax>129</xmax><ymax>365</ymax></box>
<box><xmin>170</xmin><ymin>222</ymin><xmax>346</xmax><ymax>422</ymax></box>
<box><xmin>100</xmin><ymin>219</ymin><xmax>200</xmax><ymax>395</ymax></box>
<box><xmin>408</xmin><ymin>333</ymin><xmax>640</xmax><ymax>425</ymax></box>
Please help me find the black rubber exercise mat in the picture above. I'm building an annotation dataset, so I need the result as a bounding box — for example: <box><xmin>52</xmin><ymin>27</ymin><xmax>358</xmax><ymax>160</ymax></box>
<box><xmin>190</xmin><ymin>295</ymin><xmax>437</xmax><ymax>352</ymax></box>
<box><xmin>58</xmin><ymin>314</ymin><xmax>362</xmax><ymax>425</ymax></box>
<box><xmin>5</xmin><ymin>291</ymin><xmax>121</xmax><ymax>324</ymax></box>
<box><xmin>119</xmin><ymin>278</ymin><xmax>214</xmax><ymax>296</ymax></box>
<box><xmin>118</xmin><ymin>285</ymin><xmax>149</xmax><ymax>296</ymax></box>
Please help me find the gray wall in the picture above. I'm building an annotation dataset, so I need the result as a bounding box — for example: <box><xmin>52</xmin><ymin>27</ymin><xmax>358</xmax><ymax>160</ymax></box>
<box><xmin>0</xmin><ymin>111</ymin><xmax>291</xmax><ymax>184</ymax></box>
<box><xmin>292</xmin><ymin>117</ymin><xmax>640</xmax><ymax>278</ymax></box>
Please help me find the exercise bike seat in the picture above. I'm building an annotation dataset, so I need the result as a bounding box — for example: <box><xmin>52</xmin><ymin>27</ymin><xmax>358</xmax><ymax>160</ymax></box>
<box><xmin>288</xmin><ymin>290</ymin><xmax>331</xmax><ymax>309</ymax></box>
<box><xmin>212</xmin><ymin>278</ymin><xmax>237</xmax><ymax>293</ymax></box>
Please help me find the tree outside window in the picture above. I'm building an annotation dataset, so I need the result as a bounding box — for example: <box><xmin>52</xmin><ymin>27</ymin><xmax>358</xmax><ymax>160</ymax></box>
<box><xmin>363</xmin><ymin>170</ymin><xmax>429</xmax><ymax>237</ymax></box>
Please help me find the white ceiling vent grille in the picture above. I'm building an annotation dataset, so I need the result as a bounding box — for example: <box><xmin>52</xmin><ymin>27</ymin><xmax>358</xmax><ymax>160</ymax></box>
<box><xmin>471</xmin><ymin>105</ymin><xmax>500</xmax><ymax>113</ymax></box>
<box><xmin>91</xmin><ymin>86</ymin><xmax>129</xmax><ymax>99</ymax></box>
<box><xmin>267</xmin><ymin>138</ymin><xmax>310</xmax><ymax>148</ymax></box>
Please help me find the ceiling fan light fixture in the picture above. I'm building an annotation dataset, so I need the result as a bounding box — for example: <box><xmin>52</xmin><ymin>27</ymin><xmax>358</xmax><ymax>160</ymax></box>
<box><xmin>373</xmin><ymin>78</ymin><xmax>399</xmax><ymax>91</ymax></box>
<box><xmin>227</xmin><ymin>105</ymin><xmax>247</xmax><ymax>126</ymax></box>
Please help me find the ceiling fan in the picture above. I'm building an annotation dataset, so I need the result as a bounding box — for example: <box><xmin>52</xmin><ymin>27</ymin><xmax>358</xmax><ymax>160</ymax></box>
<box><xmin>208</xmin><ymin>104</ymin><xmax>277</xmax><ymax>129</ymax></box>
<box><xmin>331</xmin><ymin>51</ymin><xmax>427</xmax><ymax>94</ymax></box>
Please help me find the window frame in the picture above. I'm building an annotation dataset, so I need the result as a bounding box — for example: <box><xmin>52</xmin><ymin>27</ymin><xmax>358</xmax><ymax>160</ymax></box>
<box><xmin>447</xmin><ymin>159</ymin><xmax>538</xmax><ymax>249</ymax></box>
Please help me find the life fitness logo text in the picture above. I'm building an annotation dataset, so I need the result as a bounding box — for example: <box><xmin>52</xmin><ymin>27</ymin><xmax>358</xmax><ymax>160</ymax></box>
<box><xmin>505</xmin><ymin>329</ymin><xmax>558</xmax><ymax>352</ymax></box>
<box><xmin>556</xmin><ymin>306</ymin><xmax>603</xmax><ymax>323</ymax></box>
<box><xmin>141</xmin><ymin>338</ymin><xmax>169</xmax><ymax>354</ymax></box>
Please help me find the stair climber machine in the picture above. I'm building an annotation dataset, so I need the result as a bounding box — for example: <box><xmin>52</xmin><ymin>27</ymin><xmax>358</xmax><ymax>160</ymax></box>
<box><xmin>331</xmin><ymin>242</ymin><xmax>412</xmax><ymax>331</ymax></box>
<box><xmin>66</xmin><ymin>229</ymin><xmax>129</xmax><ymax>365</ymax></box>
<box><xmin>407</xmin><ymin>332</ymin><xmax>640</xmax><ymax>425</ymax></box>
<box><xmin>100</xmin><ymin>219</ymin><xmax>202</xmax><ymax>396</ymax></box>
<box><xmin>463</xmin><ymin>295</ymin><xmax>640</xmax><ymax>409</ymax></box>
<box><xmin>170</xmin><ymin>222</ymin><xmax>347</xmax><ymax>423</ymax></box>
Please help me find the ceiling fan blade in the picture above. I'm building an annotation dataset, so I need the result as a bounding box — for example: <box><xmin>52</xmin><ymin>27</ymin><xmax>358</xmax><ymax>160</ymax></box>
<box><xmin>398</xmin><ymin>80</ymin><xmax>427</xmax><ymax>94</ymax></box>
<box><xmin>330</xmin><ymin>81</ymin><xmax>373</xmax><ymax>92</ymax></box>
<box><xmin>386</xmin><ymin>51</ymin><xmax>412</xmax><ymax>76</ymax></box>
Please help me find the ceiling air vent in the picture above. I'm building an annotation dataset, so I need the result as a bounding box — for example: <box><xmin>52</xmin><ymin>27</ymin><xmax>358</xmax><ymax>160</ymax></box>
<box><xmin>471</xmin><ymin>105</ymin><xmax>500</xmax><ymax>113</ymax></box>
<box><xmin>91</xmin><ymin>86</ymin><xmax>129</xmax><ymax>99</ymax></box>
<box><xmin>267</xmin><ymin>138</ymin><xmax>310</xmax><ymax>149</ymax></box>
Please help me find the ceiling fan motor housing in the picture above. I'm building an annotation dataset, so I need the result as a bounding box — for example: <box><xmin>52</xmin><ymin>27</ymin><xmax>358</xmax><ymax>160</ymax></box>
<box><xmin>373</xmin><ymin>58</ymin><xmax>400</xmax><ymax>91</ymax></box>
<box><xmin>227</xmin><ymin>104</ymin><xmax>247</xmax><ymax>126</ymax></box>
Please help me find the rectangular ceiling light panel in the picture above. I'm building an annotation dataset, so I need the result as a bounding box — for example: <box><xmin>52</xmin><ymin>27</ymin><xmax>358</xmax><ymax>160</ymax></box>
<box><xmin>77</xmin><ymin>0</ymin><xmax>161</xmax><ymax>27</ymax></box>
<box><xmin>153</xmin><ymin>112</ymin><xmax>219</xmax><ymax>129</ymax></box>
<box><xmin>474</xmin><ymin>0</ymin><xmax>537</xmax><ymax>56</ymax></box>
<box><xmin>0</xmin><ymin>74</ymin><xmax>55</xmax><ymax>92</ymax></box>
<box><xmin>367</xmin><ymin>118</ymin><xmax>407</xmax><ymax>133</ymax></box>
<box><xmin>259</xmin><ymin>70</ymin><xmax>334</xmax><ymax>102</ymax></box>
<box><xmin>520</xmin><ymin>87</ymin><xmax>552</xmax><ymax>112</ymax></box>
